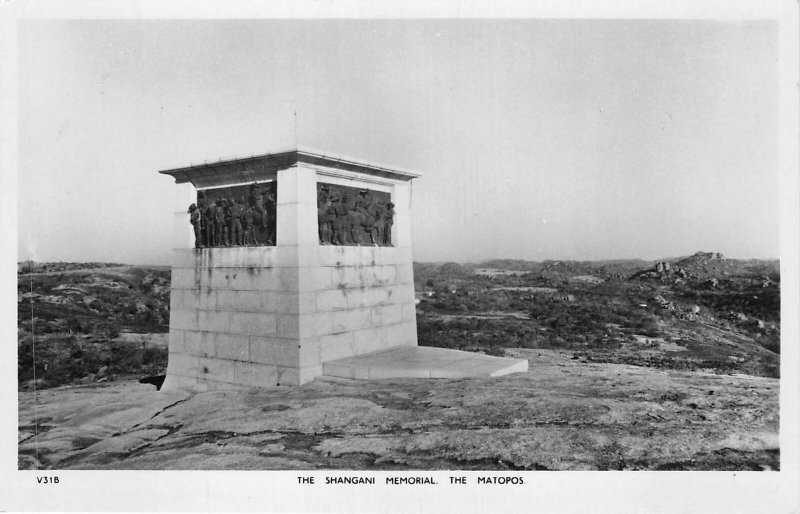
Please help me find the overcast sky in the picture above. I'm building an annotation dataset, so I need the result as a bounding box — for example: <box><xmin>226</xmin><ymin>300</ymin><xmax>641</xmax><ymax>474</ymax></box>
<box><xmin>16</xmin><ymin>18</ymin><xmax>779</xmax><ymax>265</ymax></box>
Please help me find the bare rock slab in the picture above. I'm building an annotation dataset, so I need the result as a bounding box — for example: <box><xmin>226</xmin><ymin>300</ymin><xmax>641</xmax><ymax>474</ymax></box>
<box><xmin>321</xmin><ymin>346</ymin><xmax>529</xmax><ymax>380</ymax></box>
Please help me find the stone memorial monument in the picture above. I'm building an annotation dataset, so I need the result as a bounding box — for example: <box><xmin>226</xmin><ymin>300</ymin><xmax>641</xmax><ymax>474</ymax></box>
<box><xmin>159</xmin><ymin>148</ymin><xmax>421</xmax><ymax>389</ymax></box>
<box><xmin>160</xmin><ymin>147</ymin><xmax>528</xmax><ymax>391</ymax></box>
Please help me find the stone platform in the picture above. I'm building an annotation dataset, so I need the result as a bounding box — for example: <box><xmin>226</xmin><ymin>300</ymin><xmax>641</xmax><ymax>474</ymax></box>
<box><xmin>321</xmin><ymin>346</ymin><xmax>529</xmax><ymax>380</ymax></box>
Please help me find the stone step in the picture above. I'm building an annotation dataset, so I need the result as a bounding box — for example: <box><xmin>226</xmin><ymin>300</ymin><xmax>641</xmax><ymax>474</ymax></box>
<box><xmin>321</xmin><ymin>346</ymin><xmax>528</xmax><ymax>380</ymax></box>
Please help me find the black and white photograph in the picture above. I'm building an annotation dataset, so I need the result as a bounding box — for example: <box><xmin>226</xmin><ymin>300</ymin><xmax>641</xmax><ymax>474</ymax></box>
<box><xmin>2</xmin><ymin>1</ymin><xmax>798</xmax><ymax>512</ymax></box>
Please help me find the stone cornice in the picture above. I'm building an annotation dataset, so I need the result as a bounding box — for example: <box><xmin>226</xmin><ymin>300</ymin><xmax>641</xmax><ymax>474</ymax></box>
<box><xmin>159</xmin><ymin>147</ymin><xmax>421</xmax><ymax>189</ymax></box>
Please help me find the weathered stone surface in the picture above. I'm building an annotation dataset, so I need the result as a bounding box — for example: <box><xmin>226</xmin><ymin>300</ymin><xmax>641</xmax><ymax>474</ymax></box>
<box><xmin>250</xmin><ymin>337</ymin><xmax>299</xmax><ymax>368</ymax></box>
<box><xmin>18</xmin><ymin>349</ymin><xmax>779</xmax><ymax>471</ymax></box>
<box><xmin>320</xmin><ymin>346</ymin><xmax>528</xmax><ymax>380</ymax></box>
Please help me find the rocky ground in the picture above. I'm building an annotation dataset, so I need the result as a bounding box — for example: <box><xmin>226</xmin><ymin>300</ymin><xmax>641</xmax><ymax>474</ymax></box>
<box><xmin>415</xmin><ymin>253</ymin><xmax>780</xmax><ymax>378</ymax></box>
<box><xmin>17</xmin><ymin>256</ymin><xmax>781</xmax><ymax>471</ymax></box>
<box><xmin>18</xmin><ymin>347</ymin><xmax>779</xmax><ymax>471</ymax></box>
<box><xmin>18</xmin><ymin>264</ymin><xmax>171</xmax><ymax>390</ymax></box>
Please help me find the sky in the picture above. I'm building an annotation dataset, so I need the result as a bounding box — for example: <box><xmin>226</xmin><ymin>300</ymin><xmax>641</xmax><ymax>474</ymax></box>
<box><xmin>15</xmin><ymin>18</ymin><xmax>780</xmax><ymax>265</ymax></box>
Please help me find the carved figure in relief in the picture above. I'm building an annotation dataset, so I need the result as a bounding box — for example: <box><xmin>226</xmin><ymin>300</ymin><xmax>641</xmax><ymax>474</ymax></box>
<box><xmin>353</xmin><ymin>189</ymin><xmax>368</xmax><ymax>212</ymax></box>
<box><xmin>344</xmin><ymin>195</ymin><xmax>359</xmax><ymax>244</ymax></box>
<box><xmin>352</xmin><ymin>189</ymin><xmax>377</xmax><ymax>245</ymax></box>
<box><xmin>317</xmin><ymin>184</ymin><xmax>330</xmax><ymax>205</ymax></box>
<box><xmin>188</xmin><ymin>203</ymin><xmax>204</xmax><ymax>248</ymax></box>
<box><xmin>204</xmin><ymin>201</ymin><xmax>217</xmax><ymax>247</ymax></box>
<box><xmin>250</xmin><ymin>183</ymin><xmax>267</xmax><ymax>245</ymax></box>
<box><xmin>248</xmin><ymin>182</ymin><xmax>266</xmax><ymax>212</ymax></box>
<box><xmin>197</xmin><ymin>192</ymin><xmax>209</xmax><ymax>247</ymax></box>
<box><xmin>215</xmin><ymin>198</ymin><xmax>228</xmax><ymax>246</ymax></box>
<box><xmin>348</xmin><ymin>190</ymin><xmax>372</xmax><ymax>244</ymax></box>
<box><xmin>383</xmin><ymin>202</ymin><xmax>394</xmax><ymax>245</ymax></box>
<box><xmin>263</xmin><ymin>188</ymin><xmax>276</xmax><ymax>245</ymax></box>
<box><xmin>346</xmin><ymin>194</ymin><xmax>365</xmax><ymax>245</ymax></box>
<box><xmin>371</xmin><ymin>197</ymin><xmax>383</xmax><ymax>243</ymax></box>
<box><xmin>318</xmin><ymin>186</ymin><xmax>334</xmax><ymax>244</ymax></box>
<box><xmin>222</xmin><ymin>198</ymin><xmax>233</xmax><ymax>246</ymax></box>
<box><xmin>332</xmin><ymin>194</ymin><xmax>350</xmax><ymax>245</ymax></box>
<box><xmin>374</xmin><ymin>201</ymin><xmax>388</xmax><ymax>246</ymax></box>
<box><xmin>229</xmin><ymin>196</ymin><xmax>245</xmax><ymax>246</ymax></box>
<box><xmin>243</xmin><ymin>206</ymin><xmax>255</xmax><ymax>245</ymax></box>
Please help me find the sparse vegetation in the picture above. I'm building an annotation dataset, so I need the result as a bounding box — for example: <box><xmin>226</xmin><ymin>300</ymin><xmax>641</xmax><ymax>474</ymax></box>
<box><xmin>18</xmin><ymin>263</ymin><xmax>170</xmax><ymax>389</ymax></box>
<box><xmin>17</xmin><ymin>254</ymin><xmax>780</xmax><ymax>471</ymax></box>
<box><xmin>18</xmin><ymin>252</ymin><xmax>780</xmax><ymax>390</ymax></box>
<box><xmin>414</xmin><ymin>252</ymin><xmax>780</xmax><ymax>378</ymax></box>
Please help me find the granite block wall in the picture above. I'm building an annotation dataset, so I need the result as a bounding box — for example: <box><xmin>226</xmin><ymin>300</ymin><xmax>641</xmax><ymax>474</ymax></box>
<box><xmin>163</xmin><ymin>245</ymin><xmax>417</xmax><ymax>390</ymax></box>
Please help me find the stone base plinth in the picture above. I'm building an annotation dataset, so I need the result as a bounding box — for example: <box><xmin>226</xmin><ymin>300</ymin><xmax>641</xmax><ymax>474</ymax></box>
<box><xmin>162</xmin><ymin>245</ymin><xmax>417</xmax><ymax>390</ymax></box>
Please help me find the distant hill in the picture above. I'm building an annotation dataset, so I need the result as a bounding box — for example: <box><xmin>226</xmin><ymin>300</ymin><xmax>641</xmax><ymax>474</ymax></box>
<box><xmin>413</xmin><ymin>253</ymin><xmax>780</xmax><ymax>378</ymax></box>
<box><xmin>18</xmin><ymin>262</ymin><xmax>170</xmax><ymax>335</ymax></box>
<box><xmin>19</xmin><ymin>255</ymin><xmax>781</xmax><ymax>390</ymax></box>
<box><xmin>670</xmin><ymin>252</ymin><xmax>779</xmax><ymax>282</ymax></box>
<box><xmin>18</xmin><ymin>262</ymin><xmax>171</xmax><ymax>389</ymax></box>
<box><xmin>18</xmin><ymin>261</ymin><xmax>128</xmax><ymax>274</ymax></box>
<box><xmin>478</xmin><ymin>259</ymin><xmax>538</xmax><ymax>271</ymax></box>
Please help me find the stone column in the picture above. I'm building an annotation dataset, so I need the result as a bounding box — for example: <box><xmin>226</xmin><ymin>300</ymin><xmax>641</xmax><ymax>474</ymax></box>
<box><xmin>171</xmin><ymin>183</ymin><xmax>196</xmax><ymax>251</ymax></box>
<box><xmin>276</xmin><ymin>166</ymin><xmax>318</xmax><ymax>248</ymax></box>
<box><xmin>392</xmin><ymin>181</ymin><xmax>413</xmax><ymax>248</ymax></box>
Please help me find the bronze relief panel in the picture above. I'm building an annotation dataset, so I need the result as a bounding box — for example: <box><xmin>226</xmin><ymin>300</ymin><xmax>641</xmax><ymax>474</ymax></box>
<box><xmin>188</xmin><ymin>182</ymin><xmax>277</xmax><ymax>248</ymax></box>
<box><xmin>317</xmin><ymin>182</ymin><xmax>394</xmax><ymax>246</ymax></box>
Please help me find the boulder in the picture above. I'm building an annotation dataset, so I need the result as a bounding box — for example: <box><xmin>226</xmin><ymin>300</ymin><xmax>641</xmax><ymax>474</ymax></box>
<box><xmin>729</xmin><ymin>312</ymin><xmax>747</xmax><ymax>322</ymax></box>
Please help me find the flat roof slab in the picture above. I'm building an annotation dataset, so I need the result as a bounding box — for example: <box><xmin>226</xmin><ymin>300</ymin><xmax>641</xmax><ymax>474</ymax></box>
<box><xmin>321</xmin><ymin>346</ymin><xmax>529</xmax><ymax>380</ymax></box>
